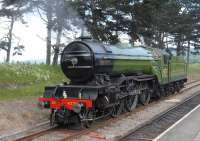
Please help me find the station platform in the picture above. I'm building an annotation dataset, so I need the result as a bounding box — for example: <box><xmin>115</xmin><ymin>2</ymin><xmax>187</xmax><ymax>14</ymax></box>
<box><xmin>154</xmin><ymin>104</ymin><xmax>200</xmax><ymax>141</ymax></box>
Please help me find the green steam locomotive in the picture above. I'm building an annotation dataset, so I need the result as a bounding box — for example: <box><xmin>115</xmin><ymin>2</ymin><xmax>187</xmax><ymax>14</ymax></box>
<box><xmin>39</xmin><ymin>37</ymin><xmax>187</xmax><ymax>128</ymax></box>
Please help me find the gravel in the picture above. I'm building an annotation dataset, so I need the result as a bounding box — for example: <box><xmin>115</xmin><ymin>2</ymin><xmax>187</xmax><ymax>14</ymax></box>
<box><xmin>0</xmin><ymin>100</ymin><xmax>49</xmax><ymax>136</ymax></box>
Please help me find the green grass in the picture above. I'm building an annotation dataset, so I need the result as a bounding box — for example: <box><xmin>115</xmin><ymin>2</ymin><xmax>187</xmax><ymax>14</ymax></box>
<box><xmin>188</xmin><ymin>63</ymin><xmax>200</xmax><ymax>74</ymax></box>
<box><xmin>0</xmin><ymin>64</ymin><xmax>67</xmax><ymax>101</ymax></box>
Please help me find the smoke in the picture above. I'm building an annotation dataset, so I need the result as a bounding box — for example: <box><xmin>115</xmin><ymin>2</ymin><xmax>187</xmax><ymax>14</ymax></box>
<box><xmin>56</xmin><ymin>0</ymin><xmax>89</xmax><ymax>39</ymax></box>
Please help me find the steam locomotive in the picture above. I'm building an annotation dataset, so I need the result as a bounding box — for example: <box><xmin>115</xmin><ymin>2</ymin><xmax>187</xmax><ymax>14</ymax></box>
<box><xmin>39</xmin><ymin>37</ymin><xmax>187</xmax><ymax>128</ymax></box>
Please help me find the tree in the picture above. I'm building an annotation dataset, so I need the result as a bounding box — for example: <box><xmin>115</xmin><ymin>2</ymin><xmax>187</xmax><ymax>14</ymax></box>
<box><xmin>132</xmin><ymin>0</ymin><xmax>182</xmax><ymax>48</ymax></box>
<box><xmin>74</xmin><ymin>0</ymin><xmax>199</xmax><ymax>54</ymax></box>
<box><xmin>0</xmin><ymin>0</ymin><xmax>30</xmax><ymax>62</ymax></box>
<box><xmin>74</xmin><ymin>0</ymin><xmax>180</xmax><ymax>46</ymax></box>
<box><xmin>73</xmin><ymin>0</ymin><xmax>125</xmax><ymax>44</ymax></box>
<box><xmin>32</xmin><ymin>0</ymin><xmax>55</xmax><ymax>65</ymax></box>
<box><xmin>169</xmin><ymin>0</ymin><xmax>200</xmax><ymax>55</ymax></box>
<box><xmin>52</xmin><ymin>0</ymin><xmax>64</xmax><ymax>65</ymax></box>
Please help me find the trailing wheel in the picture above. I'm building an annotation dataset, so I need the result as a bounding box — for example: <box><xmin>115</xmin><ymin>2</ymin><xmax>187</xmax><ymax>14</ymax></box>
<box><xmin>139</xmin><ymin>91</ymin><xmax>151</xmax><ymax>105</ymax></box>
<box><xmin>125</xmin><ymin>95</ymin><xmax>138</xmax><ymax>112</ymax></box>
<box><xmin>169</xmin><ymin>84</ymin><xmax>175</xmax><ymax>95</ymax></box>
<box><xmin>171</xmin><ymin>85</ymin><xmax>176</xmax><ymax>94</ymax></box>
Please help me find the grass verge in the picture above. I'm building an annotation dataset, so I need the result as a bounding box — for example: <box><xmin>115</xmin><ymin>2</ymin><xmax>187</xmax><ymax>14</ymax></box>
<box><xmin>0</xmin><ymin>64</ymin><xmax>67</xmax><ymax>101</ymax></box>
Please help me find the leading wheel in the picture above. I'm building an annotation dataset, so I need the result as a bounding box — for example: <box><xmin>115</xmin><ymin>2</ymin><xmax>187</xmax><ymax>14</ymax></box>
<box><xmin>125</xmin><ymin>95</ymin><xmax>138</xmax><ymax>112</ymax></box>
<box><xmin>80</xmin><ymin>110</ymin><xmax>94</xmax><ymax>128</ymax></box>
<box><xmin>50</xmin><ymin>109</ymin><xmax>56</xmax><ymax>126</ymax></box>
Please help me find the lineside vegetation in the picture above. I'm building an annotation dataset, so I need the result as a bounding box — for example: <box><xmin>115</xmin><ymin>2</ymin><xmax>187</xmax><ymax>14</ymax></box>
<box><xmin>0</xmin><ymin>64</ymin><xmax>67</xmax><ymax>101</ymax></box>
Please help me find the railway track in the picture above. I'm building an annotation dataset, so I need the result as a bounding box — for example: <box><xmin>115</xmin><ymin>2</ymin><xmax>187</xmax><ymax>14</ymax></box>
<box><xmin>1</xmin><ymin>80</ymin><xmax>200</xmax><ymax>141</ymax></box>
<box><xmin>118</xmin><ymin>81</ymin><xmax>200</xmax><ymax>141</ymax></box>
<box><xmin>0</xmin><ymin>121</ymin><xmax>55</xmax><ymax>141</ymax></box>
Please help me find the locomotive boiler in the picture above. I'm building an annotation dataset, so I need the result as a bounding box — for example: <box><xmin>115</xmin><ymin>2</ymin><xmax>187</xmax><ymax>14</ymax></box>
<box><xmin>61</xmin><ymin>39</ymin><xmax>153</xmax><ymax>83</ymax></box>
<box><xmin>39</xmin><ymin>37</ymin><xmax>187</xmax><ymax>128</ymax></box>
